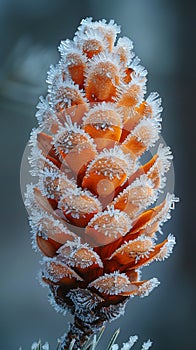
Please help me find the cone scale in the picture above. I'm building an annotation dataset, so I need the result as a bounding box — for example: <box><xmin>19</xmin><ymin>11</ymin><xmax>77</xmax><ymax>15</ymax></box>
<box><xmin>24</xmin><ymin>18</ymin><xmax>178</xmax><ymax>350</ymax></box>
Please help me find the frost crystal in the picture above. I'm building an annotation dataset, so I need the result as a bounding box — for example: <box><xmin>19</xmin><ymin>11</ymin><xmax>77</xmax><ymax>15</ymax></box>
<box><xmin>31</xmin><ymin>341</ymin><xmax>49</xmax><ymax>350</ymax></box>
<box><xmin>89</xmin><ymin>271</ymin><xmax>130</xmax><ymax>295</ymax></box>
<box><xmin>138</xmin><ymin>278</ymin><xmax>160</xmax><ymax>298</ymax></box>
<box><xmin>121</xmin><ymin>335</ymin><xmax>138</xmax><ymax>349</ymax></box>
<box><xmin>141</xmin><ymin>339</ymin><xmax>153</xmax><ymax>350</ymax></box>
<box><xmin>111</xmin><ymin>345</ymin><xmax>119</xmax><ymax>350</ymax></box>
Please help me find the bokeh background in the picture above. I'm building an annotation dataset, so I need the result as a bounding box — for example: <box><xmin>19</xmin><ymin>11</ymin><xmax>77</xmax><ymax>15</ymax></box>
<box><xmin>0</xmin><ymin>0</ymin><xmax>195</xmax><ymax>349</ymax></box>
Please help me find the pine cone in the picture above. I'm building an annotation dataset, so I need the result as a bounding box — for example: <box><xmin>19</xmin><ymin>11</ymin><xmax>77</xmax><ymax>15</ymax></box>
<box><xmin>24</xmin><ymin>18</ymin><xmax>178</xmax><ymax>349</ymax></box>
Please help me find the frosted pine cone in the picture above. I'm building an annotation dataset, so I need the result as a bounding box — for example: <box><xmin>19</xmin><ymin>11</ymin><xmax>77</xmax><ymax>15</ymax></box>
<box><xmin>24</xmin><ymin>18</ymin><xmax>178</xmax><ymax>350</ymax></box>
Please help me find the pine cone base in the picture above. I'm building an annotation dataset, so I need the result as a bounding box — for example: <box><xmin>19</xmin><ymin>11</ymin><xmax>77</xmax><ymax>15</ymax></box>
<box><xmin>51</xmin><ymin>286</ymin><xmax>128</xmax><ymax>349</ymax></box>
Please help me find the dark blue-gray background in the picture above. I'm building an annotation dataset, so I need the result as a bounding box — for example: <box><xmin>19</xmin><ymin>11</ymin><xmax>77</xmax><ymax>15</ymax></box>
<box><xmin>0</xmin><ymin>0</ymin><xmax>195</xmax><ymax>349</ymax></box>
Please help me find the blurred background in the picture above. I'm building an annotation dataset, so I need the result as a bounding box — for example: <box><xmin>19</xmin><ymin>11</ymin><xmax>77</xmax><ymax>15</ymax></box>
<box><xmin>0</xmin><ymin>0</ymin><xmax>195</xmax><ymax>349</ymax></box>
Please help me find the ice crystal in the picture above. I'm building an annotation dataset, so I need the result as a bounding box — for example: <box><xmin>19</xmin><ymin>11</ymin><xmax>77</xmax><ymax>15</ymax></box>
<box><xmin>30</xmin><ymin>341</ymin><xmax>49</xmax><ymax>350</ymax></box>
<box><xmin>26</xmin><ymin>330</ymin><xmax>153</xmax><ymax>350</ymax></box>
<box><xmin>89</xmin><ymin>271</ymin><xmax>130</xmax><ymax>295</ymax></box>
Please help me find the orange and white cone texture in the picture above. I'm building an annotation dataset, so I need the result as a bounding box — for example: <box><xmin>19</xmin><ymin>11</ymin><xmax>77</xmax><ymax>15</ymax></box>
<box><xmin>25</xmin><ymin>18</ymin><xmax>178</xmax><ymax>349</ymax></box>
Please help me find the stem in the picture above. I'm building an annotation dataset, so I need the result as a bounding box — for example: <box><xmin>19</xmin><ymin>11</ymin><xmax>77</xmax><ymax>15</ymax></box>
<box><xmin>60</xmin><ymin>317</ymin><xmax>101</xmax><ymax>350</ymax></box>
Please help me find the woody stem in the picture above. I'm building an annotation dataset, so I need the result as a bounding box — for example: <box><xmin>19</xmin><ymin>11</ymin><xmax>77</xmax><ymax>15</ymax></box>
<box><xmin>60</xmin><ymin>316</ymin><xmax>99</xmax><ymax>350</ymax></box>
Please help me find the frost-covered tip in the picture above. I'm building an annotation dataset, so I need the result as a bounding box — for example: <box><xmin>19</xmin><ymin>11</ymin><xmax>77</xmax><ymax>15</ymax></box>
<box><xmin>141</xmin><ymin>339</ymin><xmax>153</xmax><ymax>350</ymax></box>
<box><xmin>31</xmin><ymin>341</ymin><xmax>49</xmax><ymax>350</ymax></box>
<box><xmin>27</xmin><ymin>331</ymin><xmax>152</xmax><ymax>350</ymax></box>
<box><xmin>138</xmin><ymin>278</ymin><xmax>160</xmax><ymax>298</ymax></box>
<box><xmin>111</xmin><ymin>335</ymin><xmax>152</xmax><ymax>350</ymax></box>
<box><xmin>120</xmin><ymin>335</ymin><xmax>138</xmax><ymax>350</ymax></box>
